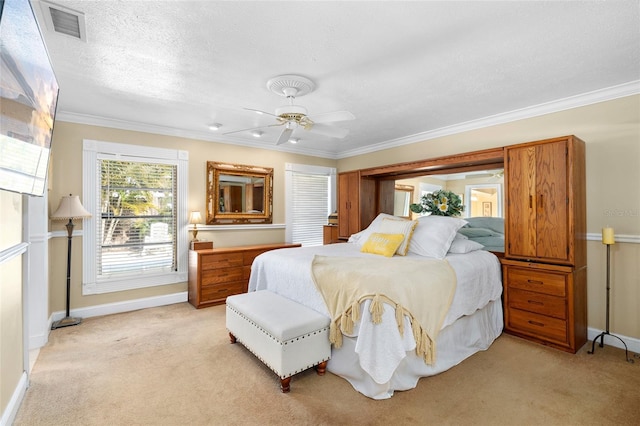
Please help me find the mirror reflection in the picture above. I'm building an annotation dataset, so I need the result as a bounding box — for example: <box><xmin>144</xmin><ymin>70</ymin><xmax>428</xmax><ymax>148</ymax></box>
<box><xmin>397</xmin><ymin>169</ymin><xmax>504</xmax><ymax>253</ymax></box>
<box><xmin>218</xmin><ymin>174</ymin><xmax>265</xmax><ymax>213</ymax></box>
<box><xmin>207</xmin><ymin>162</ymin><xmax>273</xmax><ymax>224</ymax></box>
<box><xmin>397</xmin><ymin>169</ymin><xmax>504</xmax><ymax>218</ymax></box>
<box><xmin>393</xmin><ymin>184</ymin><xmax>414</xmax><ymax>218</ymax></box>
<box><xmin>465</xmin><ymin>183</ymin><xmax>502</xmax><ymax>218</ymax></box>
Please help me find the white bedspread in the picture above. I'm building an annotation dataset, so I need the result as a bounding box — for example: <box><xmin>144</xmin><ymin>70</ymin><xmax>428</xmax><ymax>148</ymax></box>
<box><xmin>248</xmin><ymin>242</ymin><xmax>503</xmax><ymax>394</ymax></box>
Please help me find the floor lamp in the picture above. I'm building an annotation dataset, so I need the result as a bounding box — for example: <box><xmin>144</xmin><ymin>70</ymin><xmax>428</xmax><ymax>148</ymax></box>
<box><xmin>587</xmin><ymin>227</ymin><xmax>634</xmax><ymax>363</ymax></box>
<box><xmin>50</xmin><ymin>194</ymin><xmax>92</xmax><ymax>330</ymax></box>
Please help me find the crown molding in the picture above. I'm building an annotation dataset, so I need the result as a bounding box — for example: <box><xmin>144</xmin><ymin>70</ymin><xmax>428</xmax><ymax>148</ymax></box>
<box><xmin>54</xmin><ymin>112</ymin><xmax>339</xmax><ymax>159</ymax></box>
<box><xmin>56</xmin><ymin>81</ymin><xmax>639</xmax><ymax>160</ymax></box>
<box><xmin>337</xmin><ymin>80</ymin><xmax>640</xmax><ymax>159</ymax></box>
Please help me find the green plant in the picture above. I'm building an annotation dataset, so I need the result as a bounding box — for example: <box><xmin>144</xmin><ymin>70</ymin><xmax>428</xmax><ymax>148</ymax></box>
<box><xmin>410</xmin><ymin>190</ymin><xmax>464</xmax><ymax>217</ymax></box>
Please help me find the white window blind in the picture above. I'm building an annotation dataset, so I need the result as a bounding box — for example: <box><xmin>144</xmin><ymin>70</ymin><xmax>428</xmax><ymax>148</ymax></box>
<box><xmin>83</xmin><ymin>140</ymin><xmax>188</xmax><ymax>294</ymax></box>
<box><xmin>285</xmin><ymin>163</ymin><xmax>336</xmax><ymax>246</ymax></box>
<box><xmin>97</xmin><ymin>159</ymin><xmax>177</xmax><ymax>277</ymax></box>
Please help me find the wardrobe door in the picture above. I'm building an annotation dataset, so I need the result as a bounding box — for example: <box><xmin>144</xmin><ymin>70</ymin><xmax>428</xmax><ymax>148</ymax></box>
<box><xmin>506</xmin><ymin>145</ymin><xmax>537</xmax><ymax>259</ymax></box>
<box><xmin>338</xmin><ymin>171</ymin><xmax>360</xmax><ymax>239</ymax></box>
<box><xmin>535</xmin><ymin>140</ymin><xmax>569</xmax><ymax>262</ymax></box>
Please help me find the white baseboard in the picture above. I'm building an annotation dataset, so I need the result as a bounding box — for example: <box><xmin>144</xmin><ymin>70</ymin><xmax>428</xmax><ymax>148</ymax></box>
<box><xmin>29</xmin><ymin>331</ymin><xmax>49</xmax><ymax>351</ymax></box>
<box><xmin>50</xmin><ymin>291</ymin><xmax>188</xmax><ymax>322</ymax></box>
<box><xmin>0</xmin><ymin>372</ymin><xmax>27</xmax><ymax>426</ymax></box>
<box><xmin>587</xmin><ymin>327</ymin><xmax>640</xmax><ymax>356</ymax></box>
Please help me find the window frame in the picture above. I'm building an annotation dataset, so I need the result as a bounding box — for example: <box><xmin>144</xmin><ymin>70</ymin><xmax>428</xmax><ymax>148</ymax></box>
<box><xmin>82</xmin><ymin>139</ymin><xmax>188</xmax><ymax>295</ymax></box>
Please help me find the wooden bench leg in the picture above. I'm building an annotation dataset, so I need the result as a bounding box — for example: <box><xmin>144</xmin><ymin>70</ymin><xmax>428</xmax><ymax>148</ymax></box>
<box><xmin>229</xmin><ymin>332</ymin><xmax>236</xmax><ymax>344</ymax></box>
<box><xmin>315</xmin><ymin>361</ymin><xmax>327</xmax><ymax>376</ymax></box>
<box><xmin>280</xmin><ymin>377</ymin><xmax>291</xmax><ymax>393</ymax></box>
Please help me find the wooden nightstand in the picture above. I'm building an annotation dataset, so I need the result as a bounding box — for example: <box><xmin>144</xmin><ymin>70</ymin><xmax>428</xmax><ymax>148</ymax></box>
<box><xmin>323</xmin><ymin>225</ymin><xmax>339</xmax><ymax>244</ymax></box>
<box><xmin>190</xmin><ymin>241</ymin><xmax>213</xmax><ymax>250</ymax></box>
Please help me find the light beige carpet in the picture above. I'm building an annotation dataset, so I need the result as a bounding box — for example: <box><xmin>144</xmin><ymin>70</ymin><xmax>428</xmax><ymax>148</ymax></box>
<box><xmin>14</xmin><ymin>302</ymin><xmax>640</xmax><ymax>425</ymax></box>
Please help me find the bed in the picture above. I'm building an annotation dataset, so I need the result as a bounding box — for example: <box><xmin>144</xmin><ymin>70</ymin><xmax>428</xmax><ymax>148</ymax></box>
<box><xmin>248</xmin><ymin>214</ymin><xmax>503</xmax><ymax>399</ymax></box>
<box><xmin>458</xmin><ymin>217</ymin><xmax>505</xmax><ymax>252</ymax></box>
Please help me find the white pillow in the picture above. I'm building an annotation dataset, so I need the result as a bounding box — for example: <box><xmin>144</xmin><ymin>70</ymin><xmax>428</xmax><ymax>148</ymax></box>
<box><xmin>378</xmin><ymin>217</ymin><xmax>418</xmax><ymax>256</ymax></box>
<box><xmin>448</xmin><ymin>238</ymin><xmax>484</xmax><ymax>254</ymax></box>
<box><xmin>348</xmin><ymin>213</ymin><xmax>399</xmax><ymax>245</ymax></box>
<box><xmin>408</xmin><ymin>216</ymin><xmax>468</xmax><ymax>259</ymax></box>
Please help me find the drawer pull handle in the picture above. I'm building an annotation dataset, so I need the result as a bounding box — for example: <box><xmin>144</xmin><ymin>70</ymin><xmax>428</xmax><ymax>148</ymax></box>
<box><xmin>528</xmin><ymin>320</ymin><xmax>545</xmax><ymax>327</ymax></box>
<box><xmin>527</xmin><ymin>279</ymin><xmax>544</xmax><ymax>285</ymax></box>
<box><xmin>527</xmin><ymin>300</ymin><xmax>544</xmax><ymax>306</ymax></box>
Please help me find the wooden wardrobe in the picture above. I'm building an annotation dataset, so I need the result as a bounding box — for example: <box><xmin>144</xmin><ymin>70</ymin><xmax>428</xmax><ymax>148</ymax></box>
<box><xmin>337</xmin><ymin>171</ymin><xmax>376</xmax><ymax>240</ymax></box>
<box><xmin>502</xmin><ymin>135</ymin><xmax>587</xmax><ymax>353</ymax></box>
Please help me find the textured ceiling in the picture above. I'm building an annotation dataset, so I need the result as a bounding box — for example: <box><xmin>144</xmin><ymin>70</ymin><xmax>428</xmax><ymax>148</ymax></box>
<box><xmin>32</xmin><ymin>0</ymin><xmax>640</xmax><ymax>159</ymax></box>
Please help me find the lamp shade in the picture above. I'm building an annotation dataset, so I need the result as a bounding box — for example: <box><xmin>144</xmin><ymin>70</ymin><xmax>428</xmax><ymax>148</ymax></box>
<box><xmin>51</xmin><ymin>195</ymin><xmax>91</xmax><ymax>220</ymax></box>
<box><xmin>602</xmin><ymin>227</ymin><xmax>615</xmax><ymax>245</ymax></box>
<box><xmin>189</xmin><ymin>211</ymin><xmax>203</xmax><ymax>224</ymax></box>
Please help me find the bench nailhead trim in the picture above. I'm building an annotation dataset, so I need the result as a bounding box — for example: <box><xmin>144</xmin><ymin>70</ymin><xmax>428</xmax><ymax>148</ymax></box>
<box><xmin>227</xmin><ymin>305</ymin><xmax>330</xmax><ymax>345</ymax></box>
<box><xmin>227</xmin><ymin>305</ymin><xmax>330</xmax><ymax>379</ymax></box>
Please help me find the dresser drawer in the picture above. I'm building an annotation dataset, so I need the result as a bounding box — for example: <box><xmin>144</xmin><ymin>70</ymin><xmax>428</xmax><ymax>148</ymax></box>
<box><xmin>508</xmin><ymin>308</ymin><xmax>568</xmax><ymax>344</ymax></box>
<box><xmin>201</xmin><ymin>281</ymin><xmax>246</xmax><ymax>303</ymax></box>
<box><xmin>506</xmin><ymin>268</ymin><xmax>566</xmax><ymax>297</ymax></box>
<box><xmin>201</xmin><ymin>253</ymin><xmax>243</xmax><ymax>270</ymax></box>
<box><xmin>508</xmin><ymin>288</ymin><xmax>566</xmax><ymax>320</ymax></box>
<box><xmin>202</xmin><ymin>267</ymin><xmax>243</xmax><ymax>285</ymax></box>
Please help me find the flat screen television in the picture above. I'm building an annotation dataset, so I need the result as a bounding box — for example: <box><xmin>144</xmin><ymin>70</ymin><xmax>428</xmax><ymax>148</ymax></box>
<box><xmin>0</xmin><ymin>0</ymin><xmax>59</xmax><ymax>196</ymax></box>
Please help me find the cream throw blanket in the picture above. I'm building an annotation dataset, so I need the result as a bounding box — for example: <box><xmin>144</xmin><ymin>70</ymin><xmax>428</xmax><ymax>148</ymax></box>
<box><xmin>311</xmin><ymin>255</ymin><xmax>457</xmax><ymax>365</ymax></box>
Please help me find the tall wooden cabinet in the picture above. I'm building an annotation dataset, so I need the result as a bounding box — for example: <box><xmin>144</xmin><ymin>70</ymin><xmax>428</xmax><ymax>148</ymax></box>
<box><xmin>502</xmin><ymin>135</ymin><xmax>587</xmax><ymax>353</ymax></box>
<box><xmin>337</xmin><ymin>171</ymin><xmax>376</xmax><ymax>240</ymax></box>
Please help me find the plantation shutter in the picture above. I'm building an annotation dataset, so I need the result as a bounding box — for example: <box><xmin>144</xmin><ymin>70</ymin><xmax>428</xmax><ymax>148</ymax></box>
<box><xmin>97</xmin><ymin>158</ymin><xmax>177</xmax><ymax>278</ymax></box>
<box><xmin>290</xmin><ymin>173</ymin><xmax>330</xmax><ymax>246</ymax></box>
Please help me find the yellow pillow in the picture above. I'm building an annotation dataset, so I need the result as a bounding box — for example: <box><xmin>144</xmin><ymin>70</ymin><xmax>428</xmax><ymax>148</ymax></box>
<box><xmin>360</xmin><ymin>233</ymin><xmax>405</xmax><ymax>257</ymax></box>
<box><xmin>378</xmin><ymin>218</ymin><xmax>418</xmax><ymax>255</ymax></box>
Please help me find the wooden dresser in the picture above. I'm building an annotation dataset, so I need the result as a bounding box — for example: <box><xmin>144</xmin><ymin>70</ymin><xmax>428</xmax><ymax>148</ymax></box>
<box><xmin>188</xmin><ymin>243</ymin><xmax>301</xmax><ymax>309</ymax></box>
<box><xmin>502</xmin><ymin>135</ymin><xmax>587</xmax><ymax>353</ymax></box>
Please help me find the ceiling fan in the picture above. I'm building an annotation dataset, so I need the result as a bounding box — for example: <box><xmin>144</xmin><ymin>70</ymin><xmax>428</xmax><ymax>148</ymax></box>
<box><xmin>224</xmin><ymin>75</ymin><xmax>355</xmax><ymax>145</ymax></box>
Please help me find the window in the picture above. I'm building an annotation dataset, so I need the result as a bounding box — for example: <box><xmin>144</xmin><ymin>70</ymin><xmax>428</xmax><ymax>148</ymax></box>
<box><xmin>82</xmin><ymin>140</ymin><xmax>188</xmax><ymax>294</ymax></box>
<box><xmin>285</xmin><ymin>163</ymin><xmax>336</xmax><ymax>246</ymax></box>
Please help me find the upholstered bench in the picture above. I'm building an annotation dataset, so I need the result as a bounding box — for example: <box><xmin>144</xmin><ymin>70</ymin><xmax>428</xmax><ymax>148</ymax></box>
<box><xmin>226</xmin><ymin>290</ymin><xmax>331</xmax><ymax>392</ymax></box>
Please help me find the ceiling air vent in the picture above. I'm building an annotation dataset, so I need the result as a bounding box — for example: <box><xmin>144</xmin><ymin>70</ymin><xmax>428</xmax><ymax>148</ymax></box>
<box><xmin>39</xmin><ymin>1</ymin><xmax>87</xmax><ymax>42</ymax></box>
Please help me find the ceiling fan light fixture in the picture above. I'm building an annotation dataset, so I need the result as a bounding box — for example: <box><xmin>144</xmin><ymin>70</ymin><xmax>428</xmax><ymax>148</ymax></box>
<box><xmin>275</xmin><ymin>104</ymin><xmax>307</xmax><ymax>117</ymax></box>
<box><xmin>285</xmin><ymin>121</ymin><xmax>299</xmax><ymax>130</ymax></box>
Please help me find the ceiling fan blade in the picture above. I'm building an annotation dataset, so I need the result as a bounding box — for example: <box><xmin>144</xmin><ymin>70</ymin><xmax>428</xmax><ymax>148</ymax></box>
<box><xmin>307</xmin><ymin>110</ymin><xmax>355</xmax><ymax>123</ymax></box>
<box><xmin>223</xmin><ymin>123</ymin><xmax>281</xmax><ymax>136</ymax></box>
<box><xmin>275</xmin><ymin>127</ymin><xmax>294</xmax><ymax>145</ymax></box>
<box><xmin>306</xmin><ymin>123</ymin><xmax>349</xmax><ymax>139</ymax></box>
<box><xmin>244</xmin><ymin>107</ymin><xmax>277</xmax><ymax>118</ymax></box>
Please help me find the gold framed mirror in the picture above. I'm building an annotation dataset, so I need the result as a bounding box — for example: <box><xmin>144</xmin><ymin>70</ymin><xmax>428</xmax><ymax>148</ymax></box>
<box><xmin>206</xmin><ymin>162</ymin><xmax>273</xmax><ymax>224</ymax></box>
